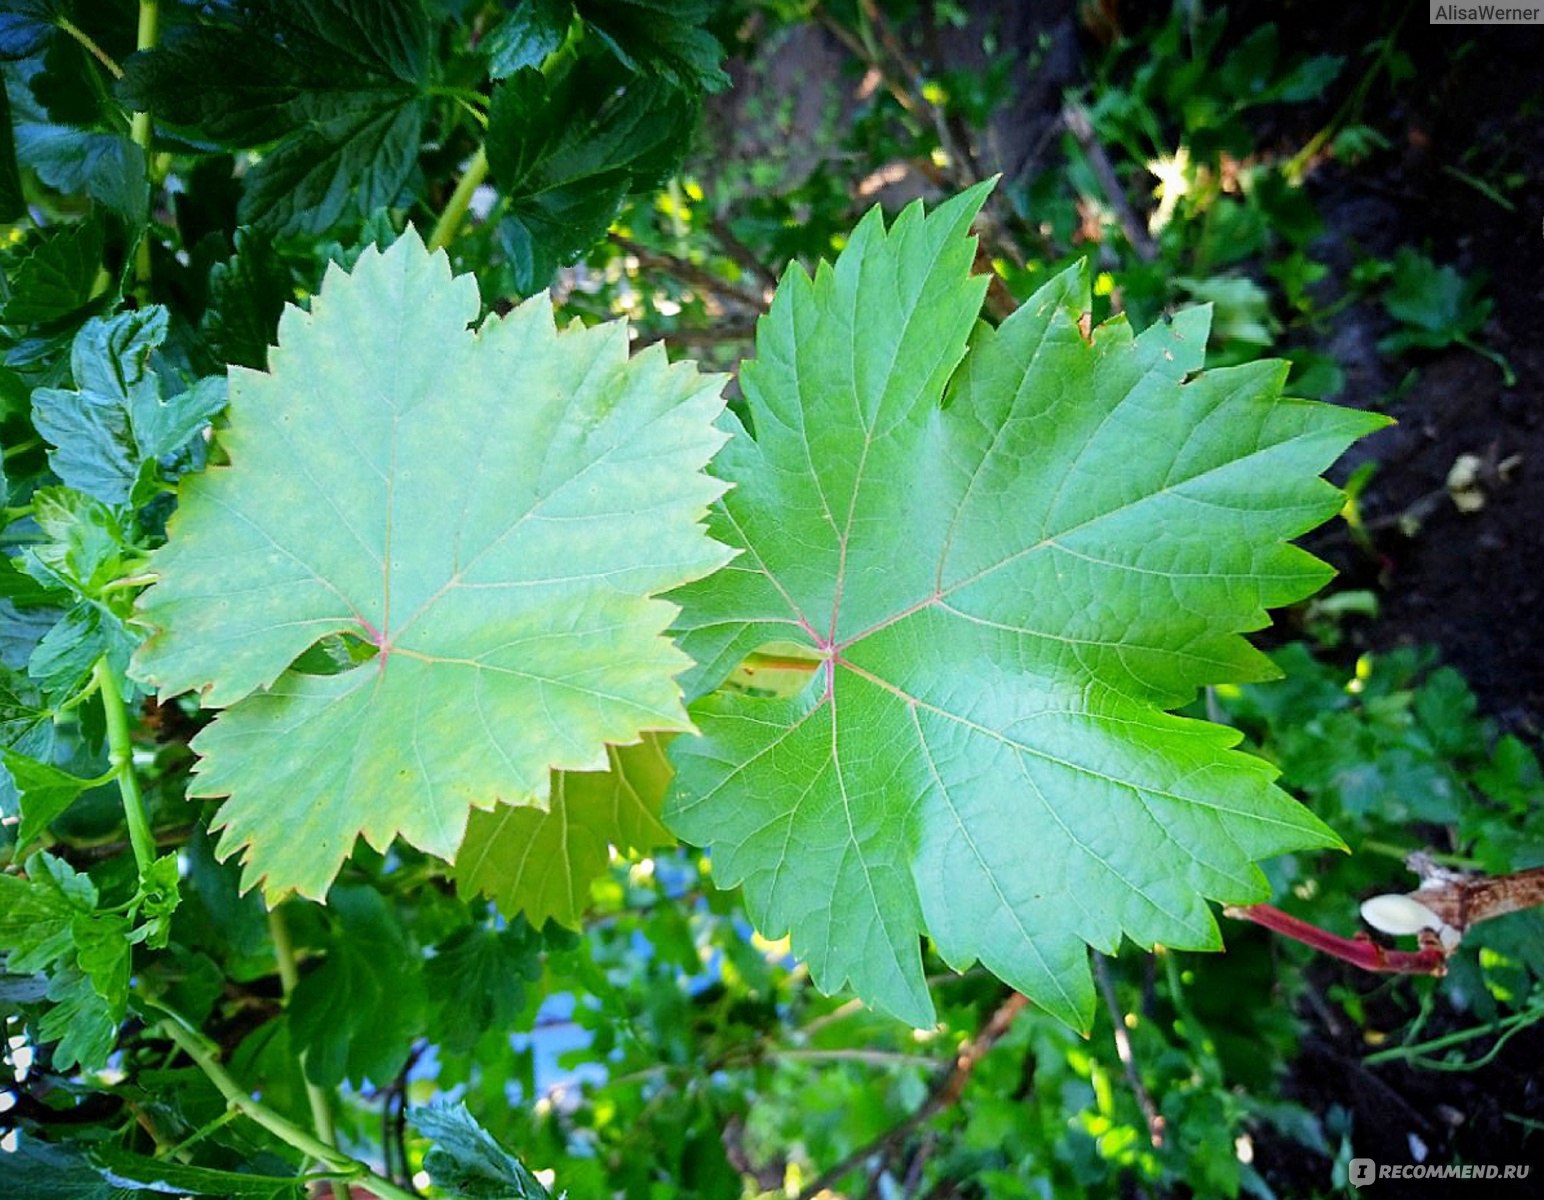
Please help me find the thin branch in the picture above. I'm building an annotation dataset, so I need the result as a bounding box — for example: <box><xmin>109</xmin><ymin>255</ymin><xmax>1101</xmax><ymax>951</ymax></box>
<box><xmin>94</xmin><ymin>658</ymin><xmax>155</xmax><ymax>879</ymax></box>
<box><xmin>795</xmin><ymin>991</ymin><xmax>1031</xmax><ymax>1199</ymax></box>
<box><xmin>129</xmin><ymin>0</ymin><xmax>159</xmax><ymax>298</ymax></box>
<box><xmin>56</xmin><ymin>16</ymin><xmax>124</xmax><ymax>79</ymax></box>
<box><xmin>268</xmin><ymin>906</ymin><xmax>346</xmax><ymax>1200</ymax></box>
<box><xmin>610</xmin><ymin>233</ymin><xmax>769</xmax><ymax>313</ymax></box>
<box><xmin>706</xmin><ymin>216</ymin><xmax>781</xmax><ymax>291</ymax></box>
<box><xmin>1092</xmin><ymin>956</ymin><xmax>1164</xmax><ymax>1148</ymax></box>
<box><xmin>158</xmin><ymin>1018</ymin><xmax>420</xmax><ymax>1200</ymax></box>
<box><xmin>1061</xmin><ymin>102</ymin><xmax>1158</xmax><ymax>263</ymax></box>
<box><xmin>427</xmin><ymin>147</ymin><xmax>489</xmax><ymax>254</ymax></box>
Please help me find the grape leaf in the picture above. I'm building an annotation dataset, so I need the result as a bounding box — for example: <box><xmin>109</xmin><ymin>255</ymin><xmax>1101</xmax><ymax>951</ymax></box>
<box><xmin>3</xmin><ymin>750</ymin><xmax>96</xmax><ymax>851</ymax></box>
<box><xmin>0</xmin><ymin>853</ymin><xmax>128</xmax><ymax>1070</ymax></box>
<box><xmin>117</xmin><ymin>0</ymin><xmax>430</xmax><ymax>237</ymax></box>
<box><xmin>577</xmin><ymin>0</ymin><xmax>730</xmax><ymax>93</ymax></box>
<box><xmin>130</xmin><ymin>230</ymin><xmax>730</xmax><ymax>901</ymax></box>
<box><xmin>456</xmin><ymin>735</ymin><xmax>674</xmax><ymax>928</ymax></box>
<box><xmin>666</xmin><ymin>184</ymin><xmax>1387</xmax><ymax>1029</ymax></box>
<box><xmin>200</xmin><ymin>228</ymin><xmax>293</xmax><ymax>370</ymax></box>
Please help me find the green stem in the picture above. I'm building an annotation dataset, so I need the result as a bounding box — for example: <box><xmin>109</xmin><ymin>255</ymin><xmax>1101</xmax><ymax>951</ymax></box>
<box><xmin>130</xmin><ymin>0</ymin><xmax>160</xmax><ymax>297</ymax></box>
<box><xmin>268</xmin><ymin>906</ymin><xmax>345</xmax><ymax>1200</ymax></box>
<box><xmin>94</xmin><ymin>657</ymin><xmax>154</xmax><ymax>878</ymax></box>
<box><xmin>56</xmin><ymin>16</ymin><xmax>124</xmax><ymax>79</ymax></box>
<box><xmin>427</xmin><ymin>146</ymin><xmax>489</xmax><ymax>254</ymax></box>
<box><xmin>158</xmin><ymin>1019</ymin><xmax>421</xmax><ymax>1200</ymax></box>
<box><xmin>1363</xmin><ymin>1001</ymin><xmax>1544</xmax><ymax>1068</ymax></box>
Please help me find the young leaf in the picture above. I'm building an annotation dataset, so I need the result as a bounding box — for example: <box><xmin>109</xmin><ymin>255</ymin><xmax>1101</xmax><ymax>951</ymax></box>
<box><xmin>31</xmin><ymin>308</ymin><xmax>228</xmax><ymax>507</ymax></box>
<box><xmin>410</xmin><ymin>1102</ymin><xmax>555</xmax><ymax>1199</ymax></box>
<box><xmin>131</xmin><ymin>230</ymin><xmax>729</xmax><ymax>901</ymax></box>
<box><xmin>0</xmin><ymin>853</ymin><xmax>129</xmax><ymax>1070</ymax></box>
<box><xmin>667</xmin><ymin>185</ymin><xmax>1387</xmax><ymax>1029</ymax></box>
<box><xmin>2</xmin><ymin>749</ymin><xmax>97</xmax><ymax>851</ymax></box>
<box><xmin>456</xmin><ymin>735</ymin><xmax>675</xmax><ymax>928</ymax></box>
<box><xmin>117</xmin><ymin>0</ymin><xmax>431</xmax><ymax>237</ymax></box>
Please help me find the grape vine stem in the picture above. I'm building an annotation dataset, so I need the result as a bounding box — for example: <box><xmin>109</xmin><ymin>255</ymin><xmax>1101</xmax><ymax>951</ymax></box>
<box><xmin>93</xmin><ymin>657</ymin><xmax>154</xmax><ymax>878</ymax></box>
<box><xmin>268</xmin><ymin>904</ymin><xmax>347</xmax><ymax>1200</ymax></box>
<box><xmin>159</xmin><ymin>1017</ymin><xmax>421</xmax><ymax>1200</ymax></box>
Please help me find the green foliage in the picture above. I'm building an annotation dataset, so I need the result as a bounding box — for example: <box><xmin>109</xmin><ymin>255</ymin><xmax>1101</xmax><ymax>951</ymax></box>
<box><xmin>0</xmin><ymin>3</ymin><xmax>1532</xmax><ymax>1197</ymax></box>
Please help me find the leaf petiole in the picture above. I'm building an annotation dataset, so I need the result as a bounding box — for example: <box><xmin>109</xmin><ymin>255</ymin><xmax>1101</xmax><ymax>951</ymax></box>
<box><xmin>94</xmin><ymin>656</ymin><xmax>156</xmax><ymax>878</ymax></box>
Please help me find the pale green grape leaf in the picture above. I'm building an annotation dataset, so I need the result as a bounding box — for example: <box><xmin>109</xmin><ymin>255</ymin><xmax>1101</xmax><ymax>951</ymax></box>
<box><xmin>667</xmin><ymin>184</ymin><xmax>1387</xmax><ymax>1030</ymax></box>
<box><xmin>130</xmin><ymin>230</ymin><xmax>730</xmax><ymax>901</ymax></box>
<box><xmin>456</xmin><ymin>735</ymin><xmax>674</xmax><ymax>928</ymax></box>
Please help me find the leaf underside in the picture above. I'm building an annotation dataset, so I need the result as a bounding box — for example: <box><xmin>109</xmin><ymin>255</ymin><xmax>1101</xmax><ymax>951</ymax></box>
<box><xmin>132</xmin><ymin>230</ymin><xmax>730</xmax><ymax>901</ymax></box>
<box><xmin>666</xmin><ymin>183</ymin><xmax>1387</xmax><ymax>1029</ymax></box>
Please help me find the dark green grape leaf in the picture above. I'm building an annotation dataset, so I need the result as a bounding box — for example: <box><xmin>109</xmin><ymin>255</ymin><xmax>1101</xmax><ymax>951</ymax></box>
<box><xmin>117</xmin><ymin>0</ymin><xmax>431</xmax><ymax>237</ymax></box>
<box><xmin>410</xmin><ymin>1102</ymin><xmax>554</xmax><ymax>1199</ymax></box>
<box><xmin>485</xmin><ymin>0</ymin><xmax>573</xmax><ymax>77</ymax></box>
<box><xmin>31</xmin><ymin>307</ymin><xmax>228</xmax><ymax>506</ymax></box>
<box><xmin>3</xmin><ymin>749</ymin><xmax>96</xmax><ymax>851</ymax></box>
<box><xmin>12</xmin><ymin>121</ymin><xmax>149</xmax><ymax>227</ymax></box>
<box><xmin>456</xmin><ymin>736</ymin><xmax>674</xmax><ymax>928</ymax></box>
<box><xmin>0</xmin><ymin>219</ymin><xmax>104</xmax><ymax>326</ymax></box>
<box><xmin>667</xmin><ymin>185</ymin><xmax>1385</xmax><ymax>1028</ymax></box>
<box><xmin>577</xmin><ymin>0</ymin><xmax>729</xmax><ymax>92</ymax></box>
<box><xmin>90</xmin><ymin>1145</ymin><xmax>305</xmax><ymax>1197</ymax></box>
<box><xmin>287</xmin><ymin>886</ymin><xmax>426</xmax><ymax>1089</ymax></box>
<box><xmin>1379</xmin><ymin>247</ymin><xmax>1490</xmax><ymax>352</ymax></box>
<box><xmin>488</xmin><ymin>59</ymin><xmax>695</xmax><ymax>293</ymax></box>
<box><xmin>425</xmin><ymin>919</ymin><xmax>544</xmax><ymax>1053</ymax></box>
<box><xmin>200</xmin><ymin>228</ymin><xmax>293</xmax><ymax>370</ymax></box>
